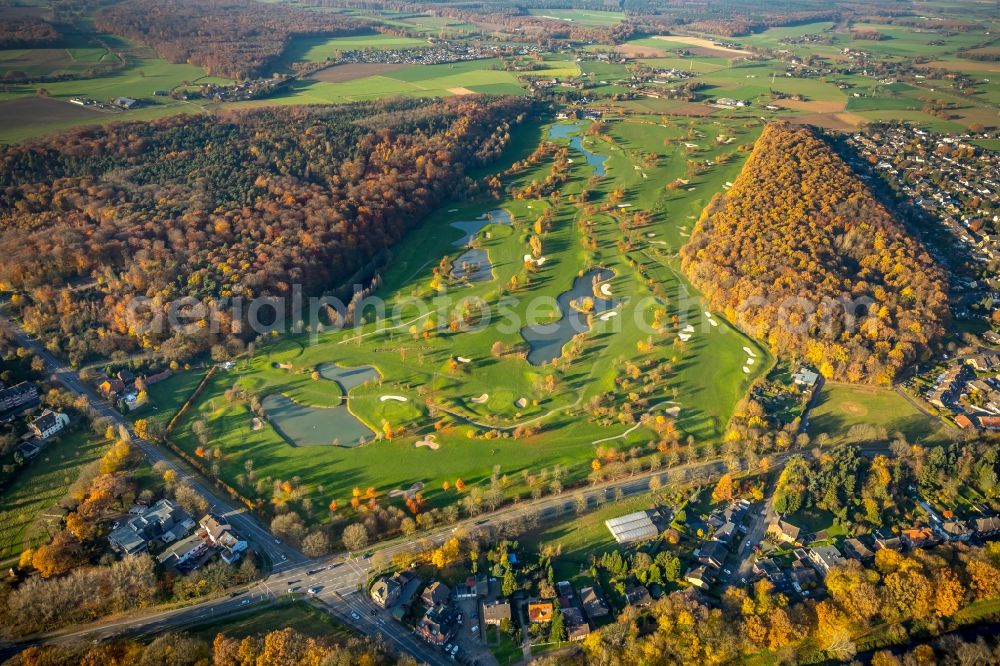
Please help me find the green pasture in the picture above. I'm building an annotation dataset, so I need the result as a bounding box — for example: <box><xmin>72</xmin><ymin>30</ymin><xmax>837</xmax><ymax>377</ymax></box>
<box><xmin>280</xmin><ymin>33</ymin><xmax>430</xmax><ymax>65</ymax></box>
<box><xmin>808</xmin><ymin>383</ymin><xmax>949</xmax><ymax>445</ymax></box>
<box><xmin>525</xmin><ymin>9</ymin><xmax>626</xmax><ymax>26</ymax></box>
<box><xmin>0</xmin><ymin>429</ymin><xmax>110</xmax><ymax>564</ymax></box>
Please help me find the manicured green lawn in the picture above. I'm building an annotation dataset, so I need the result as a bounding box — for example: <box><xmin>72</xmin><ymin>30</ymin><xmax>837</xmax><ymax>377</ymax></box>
<box><xmin>166</xmin><ymin>116</ymin><xmax>768</xmax><ymax>527</ymax></box>
<box><xmin>127</xmin><ymin>367</ymin><xmax>208</xmax><ymax>428</ymax></box>
<box><xmin>0</xmin><ymin>429</ymin><xmax>110</xmax><ymax>563</ymax></box>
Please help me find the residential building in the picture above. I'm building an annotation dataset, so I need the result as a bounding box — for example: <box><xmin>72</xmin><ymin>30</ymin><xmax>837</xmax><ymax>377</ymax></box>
<box><xmin>580</xmin><ymin>586</ymin><xmax>609</xmax><ymax>621</ymax></box>
<box><xmin>563</xmin><ymin>607</ymin><xmax>591</xmax><ymax>640</ymax></box>
<box><xmin>842</xmin><ymin>538</ymin><xmax>874</xmax><ymax>561</ymax></box>
<box><xmin>624</xmin><ymin>585</ymin><xmax>652</xmax><ymax>608</ymax></box>
<box><xmin>974</xmin><ymin>516</ymin><xmax>1000</xmax><ymax>537</ymax></box>
<box><xmin>482</xmin><ymin>600</ymin><xmax>512</xmax><ymax>626</ymax></box>
<box><xmin>697</xmin><ymin>540</ymin><xmax>728</xmax><ymax>569</ymax></box>
<box><xmin>108</xmin><ymin>499</ymin><xmax>192</xmax><ymax>555</ymax></box>
<box><xmin>416</xmin><ymin>605</ymin><xmax>456</xmax><ymax>645</ymax></box>
<box><xmin>901</xmin><ymin>527</ymin><xmax>938</xmax><ymax>549</ymax></box>
<box><xmin>0</xmin><ymin>382</ymin><xmax>39</xmax><ymax>418</ymax></box>
<box><xmin>421</xmin><ymin>581</ymin><xmax>451</xmax><ymax>608</ymax></box>
<box><xmin>157</xmin><ymin>532</ymin><xmax>209</xmax><ymax>569</ymax></box>
<box><xmin>792</xmin><ymin>367</ymin><xmax>820</xmax><ymax>388</ymax></box>
<box><xmin>808</xmin><ymin>545</ymin><xmax>846</xmax><ymax>577</ymax></box>
<box><xmin>684</xmin><ymin>565</ymin><xmax>717</xmax><ymax>589</ymax></box>
<box><xmin>200</xmin><ymin>514</ymin><xmax>248</xmax><ymax>564</ymax></box>
<box><xmin>767</xmin><ymin>519</ymin><xmax>802</xmax><ymax>546</ymax></box>
<box><xmin>528</xmin><ymin>600</ymin><xmax>554</xmax><ymax>623</ymax></box>
<box><xmin>371</xmin><ymin>572</ymin><xmax>406</xmax><ymax>608</ymax></box>
<box><xmin>938</xmin><ymin>520</ymin><xmax>974</xmax><ymax>542</ymax></box>
<box><xmin>28</xmin><ymin>410</ymin><xmax>70</xmax><ymax>439</ymax></box>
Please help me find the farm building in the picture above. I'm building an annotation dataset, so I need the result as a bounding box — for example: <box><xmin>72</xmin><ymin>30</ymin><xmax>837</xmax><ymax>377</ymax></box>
<box><xmin>605</xmin><ymin>510</ymin><xmax>658</xmax><ymax>544</ymax></box>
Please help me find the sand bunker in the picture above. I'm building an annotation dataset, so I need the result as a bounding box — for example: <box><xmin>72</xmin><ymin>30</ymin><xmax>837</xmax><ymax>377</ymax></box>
<box><xmin>471</xmin><ymin>393</ymin><xmax>489</xmax><ymax>404</ymax></box>
<box><xmin>389</xmin><ymin>481</ymin><xmax>427</xmax><ymax>498</ymax></box>
<box><xmin>664</xmin><ymin>405</ymin><xmax>681</xmax><ymax>417</ymax></box>
<box><xmin>743</xmin><ymin>366</ymin><xmax>751</xmax><ymax>373</ymax></box>
<box><xmin>415</xmin><ymin>435</ymin><xmax>439</xmax><ymax>450</ymax></box>
<box><xmin>456</xmin><ymin>356</ymin><xmax>471</xmax><ymax>363</ymax></box>
<box><xmin>448</xmin><ymin>87</ymin><xmax>476</xmax><ymax>95</ymax></box>
<box><xmin>524</xmin><ymin>254</ymin><xmax>548</xmax><ymax>267</ymax></box>
<box><xmin>600</xmin><ymin>283</ymin><xmax>613</xmax><ymax>297</ymax></box>
<box><xmin>600</xmin><ymin>311</ymin><xmax>619</xmax><ymax>321</ymax></box>
<box><xmin>515</xmin><ymin>398</ymin><xmax>528</xmax><ymax>409</ymax></box>
<box><xmin>380</xmin><ymin>395</ymin><xmax>408</xmax><ymax>402</ymax></box>
<box><xmin>743</xmin><ymin>346</ymin><xmax>756</xmax><ymax>357</ymax></box>
<box><xmin>251</xmin><ymin>417</ymin><xmax>263</xmax><ymax>431</ymax></box>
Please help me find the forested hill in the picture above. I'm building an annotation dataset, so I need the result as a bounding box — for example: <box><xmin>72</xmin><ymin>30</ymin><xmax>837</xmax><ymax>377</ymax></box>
<box><xmin>0</xmin><ymin>97</ymin><xmax>533</xmax><ymax>363</ymax></box>
<box><xmin>681</xmin><ymin>122</ymin><xmax>949</xmax><ymax>385</ymax></box>
<box><xmin>95</xmin><ymin>0</ymin><xmax>370</xmax><ymax>80</ymax></box>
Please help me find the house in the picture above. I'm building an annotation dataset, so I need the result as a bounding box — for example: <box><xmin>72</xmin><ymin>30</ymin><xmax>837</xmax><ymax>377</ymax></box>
<box><xmin>157</xmin><ymin>532</ymin><xmax>209</xmax><ymax>569</ymax></box>
<box><xmin>983</xmin><ymin>331</ymin><xmax>1000</xmax><ymax>346</ymax></box>
<box><xmin>901</xmin><ymin>527</ymin><xmax>938</xmax><ymax>549</ymax></box>
<box><xmin>0</xmin><ymin>382</ymin><xmax>39</xmax><ymax>418</ymax></box>
<box><xmin>117</xmin><ymin>369</ymin><xmax>135</xmax><ymax>383</ymax></box>
<box><xmin>874</xmin><ymin>534</ymin><xmax>902</xmax><ymax>551</ymax></box>
<box><xmin>753</xmin><ymin>558</ymin><xmax>782</xmax><ymax>582</ymax></box>
<box><xmin>767</xmin><ymin>519</ymin><xmax>802</xmax><ymax>546</ymax></box>
<box><xmin>528</xmin><ymin>600</ymin><xmax>555</xmax><ymax>623</ymax></box>
<box><xmin>108</xmin><ymin>498</ymin><xmax>191</xmax><ymax>555</ymax></box>
<box><xmin>624</xmin><ymin>585</ymin><xmax>652</xmax><ymax>608</ymax></box>
<box><xmin>200</xmin><ymin>514</ymin><xmax>247</xmax><ymax>564</ymax></box>
<box><xmin>967</xmin><ymin>353</ymin><xmax>1000</xmax><ymax>372</ymax></box>
<box><xmin>28</xmin><ymin>410</ymin><xmax>70</xmax><ymax>439</ymax></box>
<box><xmin>697</xmin><ymin>540</ymin><xmax>728</xmax><ymax>569</ymax></box>
<box><xmin>938</xmin><ymin>520</ymin><xmax>973</xmax><ymax>542</ymax></box>
<box><xmin>792</xmin><ymin>367</ymin><xmax>820</xmax><ymax>388</ymax></box>
<box><xmin>459</xmin><ymin>574</ymin><xmax>488</xmax><ymax>598</ymax></box>
<box><xmin>482</xmin><ymin>600</ymin><xmax>512</xmax><ymax>626</ymax></box>
<box><xmin>978</xmin><ymin>415</ymin><xmax>1000</xmax><ymax>430</ymax></box>
<box><xmin>416</xmin><ymin>604</ymin><xmax>456</xmax><ymax>645</ymax></box>
<box><xmin>98</xmin><ymin>378</ymin><xmax>126</xmax><ymax>397</ymax></box>
<box><xmin>807</xmin><ymin>545</ymin><xmax>845</xmax><ymax>577</ymax></box>
<box><xmin>371</xmin><ymin>572</ymin><xmax>407</xmax><ymax>608</ymax></box>
<box><xmin>714</xmin><ymin>521</ymin><xmax>737</xmax><ymax>544</ymax></box>
<box><xmin>955</xmin><ymin>414</ymin><xmax>975</xmax><ymax>430</ymax></box>
<box><xmin>580</xmin><ymin>586</ymin><xmax>609</xmax><ymax>620</ymax></box>
<box><xmin>974</xmin><ymin>516</ymin><xmax>1000</xmax><ymax>537</ymax></box>
<box><xmin>842</xmin><ymin>538</ymin><xmax>874</xmax><ymax>561</ymax></box>
<box><xmin>605</xmin><ymin>510</ymin><xmax>659</xmax><ymax>544</ymax></box>
<box><xmin>563</xmin><ymin>607</ymin><xmax>591</xmax><ymax>640</ymax></box>
<box><xmin>684</xmin><ymin>565</ymin><xmax>717</xmax><ymax>589</ymax></box>
<box><xmin>421</xmin><ymin>581</ymin><xmax>451</xmax><ymax>608</ymax></box>
<box><xmin>789</xmin><ymin>560</ymin><xmax>818</xmax><ymax>593</ymax></box>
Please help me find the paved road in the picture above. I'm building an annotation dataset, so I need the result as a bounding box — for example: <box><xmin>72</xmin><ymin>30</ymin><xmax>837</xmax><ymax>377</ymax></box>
<box><xmin>0</xmin><ymin>315</ymin><xmax>303</xmax><ymax>570</ymax></box>
<box><xmin>0</xmin><ymin>314</ymin><xmax>762</xmax><ymax>665</ymax></box>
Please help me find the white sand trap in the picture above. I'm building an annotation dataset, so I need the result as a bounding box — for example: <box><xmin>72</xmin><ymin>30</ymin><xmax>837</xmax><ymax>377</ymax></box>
<box><xmin>684</xmin><ymin>143</ymin><xmax>698</xmax><ymax>148</ymax></box>
<box><xmin>742</xmin><ymin>366</ymin><xmax>751</xmax><ymax>373</ymax></box>
<box><xmin>642</xmin><ymin>172</ymin><xmax>648</xmax><ymax>179</ymax></box>
<box><xmin>535</xmin><ymin>256</ymin><xmax>547</xmax><ymax>266</ymax></box>
<box><xmin>677</xmin><ymin>179</ymin><xmax>690</xmax><ymax>185</ymax></box>
<box><xmin>650</xmin><ymin>240</ymin><xmax>668</xmax><ymax>245</ymax></box>
<box><xmin>725</xmin><ymin>182</ymin><xmax>733</xmax><ymax>187</ymax></box>
<box><xmin>251</xmin><ymin>417</ymin><xmax>263</xmax><ymax>431</ymax></box>
<box><xmin>617</xmin><ymin>203</ymin><xmax>632</xmax><ymax>208</ymax></box>
<box><xmin>515</xmin><ymin>398</ymin><xmax>528</xmax><ymax>408</ymax></box>
<box><xmin>456</xmin><ymin>356</ymin><xmax>471</xmax><ymax>363</ymax></box>
<box><xmin>686</xmin><ymin>187</ymin><xmax>696</xmax><ymax>192</ymax></box>
<box><xmin>664</xmin><ymin>406</ymin><xmax>681</xmax><ymax>417</ymax></box>
<box><xmin>600</xmin><ymin>283</ymin><xmax>613</xmax><ymax>297</ymax></box>
<box><xmin>523</xmin><ymin>254</ymin><xmax>548</xmax><ymax>266</ymax></box>
<box><xmin>415</xmin><ymin>436</ymin><xmax>439</xmax><ymax>450</ymax></box>
<box><xmin>681</xmin><ymin>324</ymin><xmax>695</xmax><ymax>333</ymax></box>
<box><xmin>380</xmin><ymin>395</ymin><xmax>408</xmax><ymax>402</ymax></box>
<box><xmin>704</xmin><ymin>310</ymin><xmax>713</xmax><ymax>318</ymax></box>
<box><xmin>471</xmin><ymin>393</ymin><xmax>489</xmax><ymax>404</ymax></box>
<box><xmin>567</xmin><ymin>158</ymin><xmax>574</xmax><ymax>163</ymax></box>
<box><xmin>708</xmin><ymin>319</ymin><xmax>719</xmax><ymax>327</ymax></box>
<box><xmin>678</xmin><ymin>333</ymin><xmax>692</xmax><ymax>342</ymax></box>
<box><xmin>742</xmin><ymin>346</ymin><xmax>756</xmax><ymax>357</ymax></box>
<box><xmin>647</xmin><ymin>233</ymin><xmax>656</xmax><ymax>237</ymax></box>
<box><xmin>687</xmin><ymin>215</ymin><xmax>696</xmax><ymax>219</ymax></box>
<box><xmin>679</xmin><ymin>232</ymin><xmax>690</xmax><ymax>237</ymax></box>
<box><xmin>600</xmin><ymin>311</ymin><xmax>619</xmax><ymax>321</ymax></box>
<box><xmin>745</xmin><ymin>358</ymin><xmax>755</xmax><ymax>365</ymax></box>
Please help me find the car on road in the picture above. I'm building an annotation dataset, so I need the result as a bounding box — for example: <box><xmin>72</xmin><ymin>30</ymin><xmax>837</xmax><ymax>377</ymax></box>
<box><xmin>723</xmin><ymin>568</ymin><xmax>732</xmax><ymax>575</ymax></box>
<box><xmin>274</xmin><ymin>538</ymin><xmax>281</xmax><ymax>544</ymax></box>
<box><xmin>471</xmin><ymin>625</ymin><xmax>479</xmax><ymax>634</ymax></box>
<box><xmin>351</xmin><ymin>611</ymin><xmax>361</xmax><ymax>621</ymax></box>
<box><xmin>307</xmin><ymin>586</ymin><xmax>321</xmax><ymax>595</ymax></box>
<box><xmin>240</xmin><ymin>598</ymin><xmax>251</xmax><ymax>606</ymax></box>
<box><xmin>287</xmin><ymin>586</ymin><xmax>299</xmax><ymax>593</ymax></box>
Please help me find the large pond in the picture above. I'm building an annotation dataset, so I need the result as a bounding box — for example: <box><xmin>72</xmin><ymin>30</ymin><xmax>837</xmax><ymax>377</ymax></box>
<box><xmin>521</xmin><ymin>267</ymin><xmax>615</xmax><ymax>366</ymax></box>
<box><xmin>262</xmin><ymin>363</ymin><xmax>380</xmax><ymax>447</ymax></box>
<box><xmin>449</xmin><ymin>208</ymin><xmax>511</xmax><ymax>282</ymax></box>
<box><xmin>548</xmin><ymin>123</ymin><xmax>607</xmax><ymax>176</ymax></box>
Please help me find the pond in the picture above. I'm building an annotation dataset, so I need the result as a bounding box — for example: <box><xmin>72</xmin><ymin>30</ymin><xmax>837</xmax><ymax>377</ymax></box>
<box><xmin>521</xmin><ymin>267</ymin><xmax>615</xmax><ymax>366</ymax></box>
<box><xmin>262</xmin><ymin>363</ymin><xmax>380</xmax><ymax>447</ymax></box>
<box><xmin>449</xmin><ymin>208</ymin><xmax>511</xmax><ymax>282</ymax></box>
<box><xmin>548</xmin><ymin>123</ymin><xmax>608</xmax><ymax>176</ymax></box>
<box><xmin>261</xmin><ymin>394</ymin><xmax>375</xmax><ymax>447</ymax></box>
<box><xmin>318</xmin><ymin>363</ymin><xmax>380</xmax><ymax>393</ymax></box>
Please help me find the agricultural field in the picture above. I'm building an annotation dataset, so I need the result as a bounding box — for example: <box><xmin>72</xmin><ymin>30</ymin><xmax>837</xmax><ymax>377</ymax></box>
<box><xmin>808</xmin><ymin>383</ymin><xmax>949</xmax><ymax>445</ymax></box>
<box><xmin>0</xmin><ymin>429</ymin><xmax>110</xmax><ymax>565</ymax></box>
<box><xmin>525</xmin><ymin>9</ymin><xmax>626</xmax><ymax>26</ymax></box>
<box><xmin>279</xmin><ymin>32</ymin><xmax>431</xmax><ymax>65</ymax></box>
<box><xmin>166</xmin><ymin>116</ymin><xmax>768</xmax><ymax>524</ymax></box>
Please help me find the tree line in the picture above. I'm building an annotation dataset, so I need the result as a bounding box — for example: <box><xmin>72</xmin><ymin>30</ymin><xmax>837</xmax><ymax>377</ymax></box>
<box><xmin>681</xmin><ymin>122</ymin><xmax>949</xmax><ymax>385</ymax></box>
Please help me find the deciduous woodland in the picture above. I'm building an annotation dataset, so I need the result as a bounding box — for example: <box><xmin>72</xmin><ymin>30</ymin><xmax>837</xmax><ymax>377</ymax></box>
<box><xmin>681</xmin><ymin>123</ymin><xmax>948</xmax><ymax>385</ymax></box>
<box><xmin>0</xmin><ymin>17</ymin><xmax>60</xmax><ymax>49</ymax></box>
<box><xmin>93</xmin><ymin>0</ymin><xmax>370</xmax><ymax>79</ymax></box>
<box><xmin>0</xmin><ymin>97</ymin><xmax>532</xmax><ymax>364</ymax></box>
